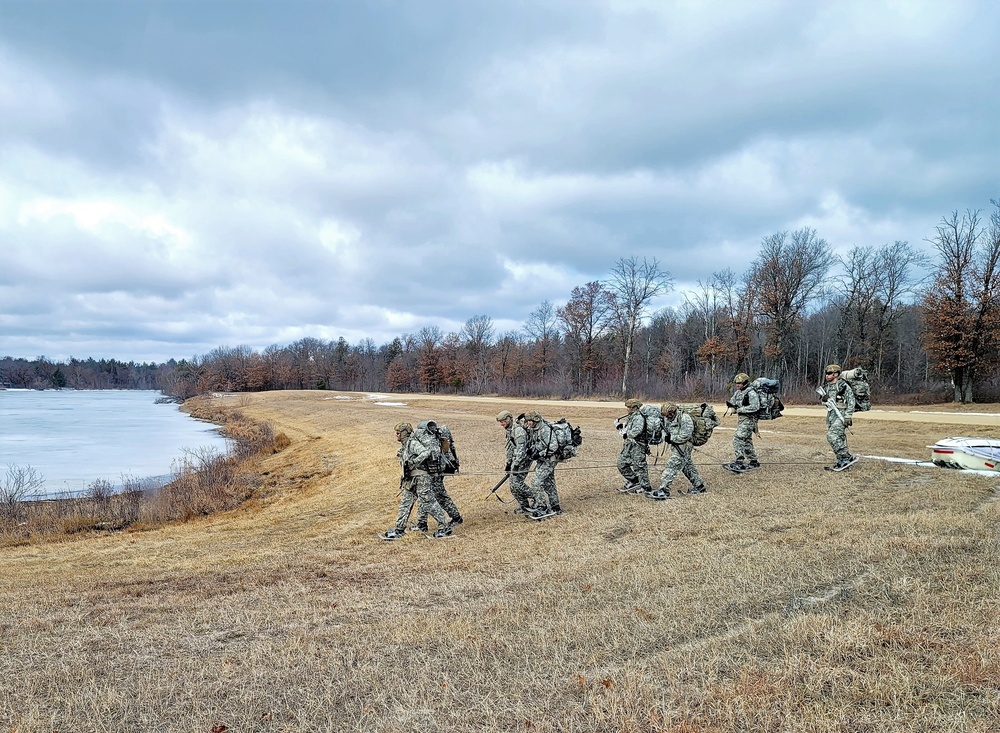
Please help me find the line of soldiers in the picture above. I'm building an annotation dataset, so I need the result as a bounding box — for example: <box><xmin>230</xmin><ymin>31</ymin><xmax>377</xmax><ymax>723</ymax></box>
<box><xmin>381</xmin><ymin>365</ymin><xmax>858</xmax><ymax>539</ymax></box>
<box><xmin>617</xmin><ymin>399</ymin><xmax>713</xmax><ymax>499</ymax></box>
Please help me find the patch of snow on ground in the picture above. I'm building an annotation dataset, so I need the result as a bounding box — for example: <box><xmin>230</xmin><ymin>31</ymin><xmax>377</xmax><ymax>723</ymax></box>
<box><xmin>374</xmin><ymin>401</ymin><xmax>407</xmax><ymax>407</ymax></box>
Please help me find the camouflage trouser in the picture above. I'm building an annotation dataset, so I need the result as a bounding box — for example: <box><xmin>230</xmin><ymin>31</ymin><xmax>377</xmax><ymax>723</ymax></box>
<box><xmin>617</xmin><ymin>441</ymin><xmax>652</xmax><ymax>491</ymax></box>
<box><xmin>508</xmin><ymin>463</ymin><xmax>533</xmax><ymax>508</ymax></box>
<box><xmin>396</xmin><ymin>473</ymin><xmax>448</xmax><ymax>533</ymax></box>
<box><xmin>826</xmin><ymin>410</ymin><xmax>850</xmax><ymax>460</ymax></box>
<box><xmin>659</xmin><ymin>442</ymin><xmax>704</xmax><ymax>489</ymax></box>
<box><xmin>417</xmin><ymin>474</ymin><xmax>462</xmax><ymax>526</ymax></box>
<box><xmin>733</xmin><ymin>416</ymin><xmax>758</xmax><ymax>462</ymax></box>
<box><xmin>531</xmin><ymin>458</ymin><xmax>559</xmax><ymax>510</ymax></box>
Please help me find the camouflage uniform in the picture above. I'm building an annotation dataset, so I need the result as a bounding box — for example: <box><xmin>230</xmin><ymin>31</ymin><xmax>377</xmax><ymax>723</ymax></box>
<box><xmin>617</xmin><ymin>399</ymin><xmax>652</xmax><ymax>493</ymax></box>
<box><xmin>525</xmin><ymin>412</ymin><xmax>560</xmax><ymax>512</ymax></box>
<box><xmin>497</xmin><ymin>411</ymin><xmax>538</xmax><ymax>511</ymax></box>
<box><xmin>416</xmin><ymin>426</ymin><xmax>462</xmax><ymax>529</ymax></box>
<box><xmin>393</xmin><ymin>427</ymin><xmax>449</xmax><ymax>534</ymax></box>
<box><xmin>416</xmin><ymin>474</ymin><xmax>462</xmax><ymax>530</ymax></box>
<box><xmin>822</xmin><ymin>367</ymin><xmax>856</xmax><ymax>463</ymax></box>
<box><xmin>729</xmin><ymin>377</ymin><xmax>760</xmax><ymax>468</ymax></box>
<box><xmin>657</xmin><ymin>408</ymin><xmax>706</xmax><ymax>494</ymax></box>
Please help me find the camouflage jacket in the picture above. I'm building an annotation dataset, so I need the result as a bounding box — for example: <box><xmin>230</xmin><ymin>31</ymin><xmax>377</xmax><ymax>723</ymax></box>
<box><xmin>665</xmin><ymin>410</ymin><xmax>695</xmax><ymax>446</ymax></box>
<box><xmin>622</xmin><ymin>410</ymin><xmax>647</xmax><ymax>442</ymax></box>
<box><xmin>505</xmin><ymin>421</ymin><xmax>531</xmax><ymax>468</ymax></box>
<box><xmin>822</xmin><ymin>379</ymin><xmax>856</xmax><ymax>418</ymax></box>
<box><xmin>398</xmin><ymin>434</ymin><xmax>434</xmax><ymax>475</ymax></box>
<box><xmin>731</xmin><ymin>385</ymin><xmax>761</xmax><ymax>417</ymax></box>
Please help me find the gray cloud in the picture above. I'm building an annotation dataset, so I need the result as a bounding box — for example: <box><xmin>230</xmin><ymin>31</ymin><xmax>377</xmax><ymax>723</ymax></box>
<box><xmin>1</xmin><ymin>0</ymin><xmax>998</xmax><ymax>362</ymax></box>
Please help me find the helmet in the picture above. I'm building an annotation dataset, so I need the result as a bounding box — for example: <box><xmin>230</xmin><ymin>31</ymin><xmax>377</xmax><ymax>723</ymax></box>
<box><xmin>660</xmin><ymin>402</ymin><xmax>678</xmax><ymax>418</ymax></box>
<box><xmin>734</xmin><ymin>373</ymin><xmax>750</xmax><ymax>386</ymax></box>
<box><xmin>525</xmin><ymin>411</ymin><xmax>543</xmax><ymax>424</ymax></box>
<box><xmin>625</xmin><ymin>398</ymin><xmax>642</xmax><ymax>409</ymax></box>
<box><xmin>825</xmin><ymin>364</ymin><xmax>842</xmax><ymax>374</ymax></box>
<box><xmin>495</xmin><ymin>410</ymin><xmax>513</xmax><ymax>422</ymax></box>
<box><xmin>393</xmin><ymin>422</ymin><xmax>413</xmax><ymax>436</ymax></box>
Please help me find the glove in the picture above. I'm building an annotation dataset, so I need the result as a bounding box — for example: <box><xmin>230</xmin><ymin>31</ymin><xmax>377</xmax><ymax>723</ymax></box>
<box><xmin>504</xmin><ymin>461</ymin><xmax>512</xmax><ymax>472</ymax></box>
<box><xmin>843</xmin><ymin>416</ymin><xmax>853</xmax><ymax>427</ymax></box>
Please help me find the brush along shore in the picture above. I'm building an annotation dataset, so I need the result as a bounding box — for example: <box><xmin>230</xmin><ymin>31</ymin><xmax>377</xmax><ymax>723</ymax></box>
<box><xmin>1</xmin><ymin>391</ymin><xmax>999</xmax><ymax>732</ymax></box>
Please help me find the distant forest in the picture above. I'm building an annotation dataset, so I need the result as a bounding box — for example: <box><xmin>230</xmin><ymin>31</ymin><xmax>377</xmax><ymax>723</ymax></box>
<box><xmin>4</xmin><ymin>204</ymin><xmax>999</xmax><ymax>404</ymax></box>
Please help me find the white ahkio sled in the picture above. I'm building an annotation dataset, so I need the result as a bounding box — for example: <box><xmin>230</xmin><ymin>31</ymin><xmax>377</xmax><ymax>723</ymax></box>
<box><xmin>928</xmin><ymin>437</ymin><xmax>1000</xmax><ymax>472</ymax></box>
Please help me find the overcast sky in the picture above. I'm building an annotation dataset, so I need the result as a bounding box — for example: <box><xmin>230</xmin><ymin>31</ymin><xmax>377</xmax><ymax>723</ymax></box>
<box><xmin>2</xmin><ymin>0</ymin><xmax>998</xmax><ymax>363</ymax></box>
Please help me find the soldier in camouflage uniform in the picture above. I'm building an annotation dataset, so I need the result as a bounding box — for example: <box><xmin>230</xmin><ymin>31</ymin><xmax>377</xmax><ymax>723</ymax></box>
<box><xmin>380</xmin><ymin>422</ymin><xmax>452</xmax><ymax>540</ymax></box>
<box><xmin>496</xmin><ymin>410</ymin><xmax>542</xmax><ymax>514</ymax></box>
<box><xmin>617</xmin><ymin>398</ymin><xmax>652</xmax><ymax>494</ymax></box>
<box><xmin>415</xmin><ymin>423</ymin><xmax>463</xmax><ymax>532</ymax></box>
<box><xmin>524</xmin><ymin>411</ymin><xmax>561</xmax><ymax>518</ymax></box>
<box><xmin>821</xmin><ymin>364</ymin><xmax>857</xmax><ymax>469</ymax></box>
<box><xmin>649</xmin><ymin>403</ymin><xmax>707</xmax><ymax>499</ymax></box>
<box><xmin>724</xmin><ymin>372</ymin><xmax>761</xmax><ymax>472</ymax></box>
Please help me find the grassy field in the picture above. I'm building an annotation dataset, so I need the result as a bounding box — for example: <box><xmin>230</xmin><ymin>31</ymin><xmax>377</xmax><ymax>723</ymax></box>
<box><xmin>2</xmin><ymin>391</ymin><xmax>999</xmax><ymax>732</ymax></box>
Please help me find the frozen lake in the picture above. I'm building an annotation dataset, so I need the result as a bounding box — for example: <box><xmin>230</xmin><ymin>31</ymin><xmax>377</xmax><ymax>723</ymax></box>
<box><xmin>0</xmin><ymin>389</ymin><xmax>230</xmax><ymax>497</ymax></box>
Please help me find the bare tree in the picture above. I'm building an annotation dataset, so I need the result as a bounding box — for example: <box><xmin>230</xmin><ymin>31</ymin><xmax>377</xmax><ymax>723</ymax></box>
<box><xmin>607</xmin><ymin>256</ymin><xmax>673</xmax><ymax>394</ymax></box>
<box><xmin>461</xmin><ymin>315</ymin><xmax>495</xmax><ymax>393</ymax></box>
<box><xmin>749</xmin><ymin>228</ymin><xmax>834</xmax><ymax>380</ymax></box>
<box><xmin>523</xmin><ymin>300</ymin><xmax>559</xmax><ymax>383</ymax></box>
<box><xmin>558</xmin><ymin>281</ymin><xmax>615</xmax><ymax>393</ymax></box>
<box><xmin>416</xmin><ymin>326</ymin><xmax>443</xmax><ymax>392</ymax></box>
<box><xmin>922</xmin><ymin>203</ymin><xmax>1000</xmax><ymax>402</ymax></box>
<box><xmin>1</xmin><ymin>464</ymin><xmax>45</xmax><ymax>521</ymax></box>
<box><xmin>492</xmin><ymin>330</ymin><xmax>525</xmax><ymax>392</ymax></box>
<box><xmin>838</xmin><ymin>241</ymin><xmax>929</xmax><ymax>375</ymax></box>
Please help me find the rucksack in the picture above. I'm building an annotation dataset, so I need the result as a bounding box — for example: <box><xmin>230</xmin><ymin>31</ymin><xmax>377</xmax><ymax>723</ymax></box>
<box><xmin>412</xmin><ymin>421</ymin><xmax>444</xmax><ymax>474</ymax></box>
<box><xmin>676</xmin><ymin>403</ymin><xmax>720</xmax><ymax>446</ymax></box>
<box><xmin>541</xmin><ymin>418</ymin><xmax>582</xmax><ymax>461</ymax></box>
<box><xmin>840</xmin><ymin>368</ymin><xmax>872</xmax><ymax>411</ymax></box>
<box><xmin>749</xmin><ymin>377</ymin><xmax>784</xmax><ymax>420</ymax></box>
<box><xmin>639</xmin><ymin>404</ymin><xmax>665</xmax><ymax>445</ymax></box>
<box><xmin>436</xmin><ymin>424</ymin><xmax>460</xmax><ymax>474</ymax></box>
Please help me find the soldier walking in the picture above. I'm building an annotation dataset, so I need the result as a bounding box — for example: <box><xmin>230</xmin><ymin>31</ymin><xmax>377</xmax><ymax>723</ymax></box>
<box><xmin>820</xmin><ymin>364</ymin><xmax>858</xmax><ymax>470</ymax></box>
<box><xmin>724</xmin><ymin>372</ymin><xmax>761</xmax><ymax>473</ymax></box>
<box><xmin>649</xmin><ymin>403</ymin><xmax>707</xmax><ymax>499</ymax></box>
<box><xmin>524</xmin><ymin>411</ymin><xmax>561</xmax><ymax>518</ymax></box>
<box><xmin>496</xmin><ymin>410</ymin><xmax>541</xmax><ymax>514</ymax></box>
<box><xmin>415</xmin><ymin>422</ymin><xmax>463</xmax><ymax>532</ymax></box>
<box><xmin>380</xmin><ymin>422</ymin><xmax>453</xmax><ymax>541</ymax></box>
<box><xmin>617</xmin><ymin>398</ymin><xmax>652</xmax><ymax>495</ymax></box>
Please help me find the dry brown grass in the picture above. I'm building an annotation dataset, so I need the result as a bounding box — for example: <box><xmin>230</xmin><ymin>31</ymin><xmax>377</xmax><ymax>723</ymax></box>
<box><xmin>2</xmin><ymin>392</ymin><xmax>999</xmax><ymax>732</ymax></box>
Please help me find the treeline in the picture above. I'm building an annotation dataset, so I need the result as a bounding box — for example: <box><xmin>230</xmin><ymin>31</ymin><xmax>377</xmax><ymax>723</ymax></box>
<box><xmin>0</xmin><ymin>356</ymin><xmax>167</xmax><ymax>391</ymax></box>
<box><xmin>4</xmin><ymin>202</ymin><xmax>998</xmax><ymax>404</ymax></box>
